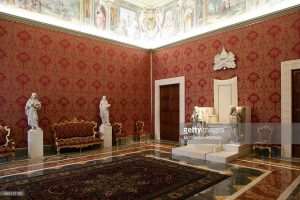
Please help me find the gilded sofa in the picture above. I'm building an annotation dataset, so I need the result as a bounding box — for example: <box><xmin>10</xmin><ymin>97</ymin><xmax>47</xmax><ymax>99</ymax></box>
<box><xmin>51</xmin><ymin>119</ymin><xmax>103</xmax><ymax>155</ymax></box>
<box><xmin>0</xmin><ymin>125</ymin><xmax>15</xmax><ymax>159</ymax></box>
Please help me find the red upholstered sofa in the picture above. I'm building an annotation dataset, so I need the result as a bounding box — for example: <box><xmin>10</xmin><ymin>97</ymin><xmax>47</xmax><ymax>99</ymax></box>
<box><xmin>0</xmin><ymin>125</ymin><xmax>15</xmax><ymax>159</ymax></box>
<box><xmin>51</xmin><ymin>119</ymin><xmax>103</xmax><ymax>155</ymax></box>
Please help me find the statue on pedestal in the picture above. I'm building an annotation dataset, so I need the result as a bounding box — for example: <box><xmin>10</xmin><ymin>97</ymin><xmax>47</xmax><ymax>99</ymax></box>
<box><xmin>25</xmin><ymin>92</ymin><xmax>41</xmax><ymax>130</ymax></box>
<box><xmin>99</xmin><ymin>96</ymin><xmax>111</xmax><ymax>126</ymax></box>
<box><xmin>229</xmin><ymin>105</ymin><xmax>241</xmax><ymax>143</ymax></box>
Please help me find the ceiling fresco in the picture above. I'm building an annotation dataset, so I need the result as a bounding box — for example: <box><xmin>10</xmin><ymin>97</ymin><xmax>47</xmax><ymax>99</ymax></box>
<box><xmin>124</xmin><ymin>0</ymin><xmax>174</xmax><ymax>8</ymax></box>
<box><xmin>0</xmin><ymin>0</ymin><xmax>298</xmax><ymax>48</ymax></box>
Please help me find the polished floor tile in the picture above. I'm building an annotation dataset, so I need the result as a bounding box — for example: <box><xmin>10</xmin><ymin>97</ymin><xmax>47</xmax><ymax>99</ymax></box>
<box><xmin>0</xmin><ymin>141</ymin><xmax>299</xmax><ymax>199</ymax></box>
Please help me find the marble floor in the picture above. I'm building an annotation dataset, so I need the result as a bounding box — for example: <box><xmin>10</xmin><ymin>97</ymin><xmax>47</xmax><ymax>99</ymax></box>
<box><xmin>0</xmin><ymin>141</ymin><xmax>299</xmax><ymax>199</ymax></box>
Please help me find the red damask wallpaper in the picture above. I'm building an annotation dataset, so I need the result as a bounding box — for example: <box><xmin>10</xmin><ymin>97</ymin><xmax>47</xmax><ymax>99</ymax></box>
<box><xmin>0</xmin><ymin>10</ymin><xmax>299</xmax><ymax>148</ymax></box>
<box><xmin>0</xmin><ymin>18</ymin><xmax>150</xmax><ymax>148</ymax></box>
<box><xmin>152</xmin><ymin>10</ymin><xmax>300</xmax><ymax>124</ymax></box>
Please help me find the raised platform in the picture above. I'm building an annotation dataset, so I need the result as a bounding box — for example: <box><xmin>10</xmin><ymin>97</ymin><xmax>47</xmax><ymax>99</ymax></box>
<box><xmin>172</xmin><ymin>143</ymin><xmax>251</xmax><ymax>163</ymax></box>
<box><xmin>187</xmin><ymin>137</ymin><xmax>230</xmax><ymax>145</ymax></box>
<box><xmin>172</xmin><ymin>144</ymin><xmax>222</xmax><ymax>160</ymax></box>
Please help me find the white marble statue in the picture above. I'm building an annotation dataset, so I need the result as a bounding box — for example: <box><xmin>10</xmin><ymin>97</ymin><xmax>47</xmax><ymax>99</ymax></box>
<box><xmin>99</xmin><ymin>96</ymin><xmax>111</xmax><ymax>125</ymax></box>
<box><xmin>229</xmin><ymin>105</ymin><xmax>241</xmax><ymax>143</ymax></box>
<box><xmin>190</xmin><ymin>106</ymin><xmax>215</xmax><ymax>136</ymax></box>
<box><xmin>190</xmin><ymin>106</ymin><xmax>214</xmax><ymax>124</ymax></box>
<box><xmin>190</xmin><ymin>106</ymin><xmax>198</xmax><ymax>125</ymax></box>
<box><xmin>25</xmin><ymin>92</ymin><xmax>42</xmax><ymax>130</ymax></box>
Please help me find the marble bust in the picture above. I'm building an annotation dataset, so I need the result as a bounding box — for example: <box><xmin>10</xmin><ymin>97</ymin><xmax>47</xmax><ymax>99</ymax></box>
<box><xmin>99</xmin><ymin>96</ymin><xmax>111</xmax><ymax>126</ymax></box>
<box><xmin>25</xmin><ymin>92</ymin><xmax>42</xmax><ymax>130</ymax></box>
<box><xmin>229</xmin><ymin>105</ymin><xmax>241</xmax><ymax>143</ymax></box>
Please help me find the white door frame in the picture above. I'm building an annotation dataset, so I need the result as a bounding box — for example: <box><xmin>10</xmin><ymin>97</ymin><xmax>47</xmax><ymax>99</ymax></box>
<box><xmin>281</xmin><ymin>59</ymin><xmax>300</xmax><ymax>158</ymax></box>
<box><xmin>155</xmin><ymin>76</ymin><xmax>185</xmax><ymax>141</ymax></box>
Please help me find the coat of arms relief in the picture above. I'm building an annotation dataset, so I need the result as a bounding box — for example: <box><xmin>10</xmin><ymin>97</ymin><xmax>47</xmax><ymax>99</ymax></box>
<box><xmin>214</xmin><ymin>47</ymin><xmax>236</xmax><ymax>71</ymax></box>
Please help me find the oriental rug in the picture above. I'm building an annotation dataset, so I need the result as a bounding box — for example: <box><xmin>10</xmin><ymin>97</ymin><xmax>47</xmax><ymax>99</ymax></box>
<box><xmin>0</xmin><ymin>156</ymin><xmax>229</xmax><ymax>200</ymax></box>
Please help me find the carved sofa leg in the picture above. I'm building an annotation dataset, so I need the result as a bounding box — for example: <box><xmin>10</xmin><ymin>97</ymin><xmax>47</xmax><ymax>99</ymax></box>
<box><xmin>252</xmin><ymin>146</ymin><xmax>256</xmax><ymax>157</ymax></box>
<box><xmin>12</xmin><ymin>153</ymin><xmax>16</xmax><ymax>162</ymax></box>
<box><xmin>268</xmin><ymin>147</ymin><xmax>272</xmax><ymax>159</ymax></box>
<box><xmin>57</xmin><ymin>148</ymin><xmax>60</xmax><ymax>155</ymax></box>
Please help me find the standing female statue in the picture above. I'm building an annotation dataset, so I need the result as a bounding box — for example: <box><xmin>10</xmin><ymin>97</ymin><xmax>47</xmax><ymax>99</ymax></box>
<box><xmin>99</xmin><ymin>96</ymin><xmax>111</xmax><ymax>125</ymax></box>
<box><xmin>229</xmin><ymin>105</ymin><xmax>241</xmax><ymax>143</ymax></box>
<box><xmin>25</xmin><ymin>93</ymin><xmax>42</xmax><ymax>129</ymax></box>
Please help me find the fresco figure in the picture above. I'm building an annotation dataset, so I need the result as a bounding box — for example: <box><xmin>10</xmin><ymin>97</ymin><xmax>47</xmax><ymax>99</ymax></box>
<box><xmin>184</xmin><ymin>8</ymin><xmax>193</xmax><ymax>32</ymax></box>
<box><xmin>119</xmin><ymin>17</ymin><xmax>128</xmax><ymax>36</ymax></box>
<box><xmin>96</xmin><ymin>3</ymin><xmax>106</xmax><ymax>30</ymax></box>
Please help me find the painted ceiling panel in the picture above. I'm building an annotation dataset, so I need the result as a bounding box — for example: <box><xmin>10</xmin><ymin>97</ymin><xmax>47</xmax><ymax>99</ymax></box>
<box><xmin>124</xmin><ymin>0</ymin><xmax>174</xmax><ymax>8</ymax></box>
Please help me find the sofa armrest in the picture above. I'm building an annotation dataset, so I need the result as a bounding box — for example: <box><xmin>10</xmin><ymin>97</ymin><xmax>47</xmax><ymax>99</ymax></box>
<box><xmin>94</xmin><ymin>132</ymin><xmax>100</xmax><ymax>138</ymax></box>
<box><xmin>5</xmin><ymin>139</ymin><xmax>15</xmax><ymax>151</ymax></box>
<box><xmin>10</xmin><ymin>140</ymin><xmax>15</xmax><ymax>150</ymax></box>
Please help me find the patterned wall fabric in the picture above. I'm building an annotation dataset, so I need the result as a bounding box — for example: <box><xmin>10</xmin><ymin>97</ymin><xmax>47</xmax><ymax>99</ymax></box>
<box><xmin>0</xmin><ymin>18</ymin><xmax>151</xmax><ymax>148</ymax></box>
<box><xmin>152</xmin><ymin>10</ymin><xmax>300</xmax><ymax>124</ymax></box>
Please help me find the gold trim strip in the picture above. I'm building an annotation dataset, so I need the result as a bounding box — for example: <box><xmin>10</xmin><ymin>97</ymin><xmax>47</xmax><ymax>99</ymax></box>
<box><xmin>150</xmin><ymin>50</ymin><xmax>153</xmax><ymax>135</ymax></box>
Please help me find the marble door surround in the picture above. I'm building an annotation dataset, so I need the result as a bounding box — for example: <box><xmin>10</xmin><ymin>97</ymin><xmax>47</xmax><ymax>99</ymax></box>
<box><xmin>281</xmin><ymin>59</ymin><xmax>300</xmax><ymax>158</ymax></box>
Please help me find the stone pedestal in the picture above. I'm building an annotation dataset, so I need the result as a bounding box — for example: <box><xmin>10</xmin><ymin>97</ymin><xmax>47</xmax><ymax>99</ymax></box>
<box><xmin>100</xmin><ymin>125</ymin><xmax>112</xmax><ymax>147</ymax></box>
<box><xmin>28</xmin><ymin>129</ymin><xmax>44</xmax><ymax>158</ymax></box>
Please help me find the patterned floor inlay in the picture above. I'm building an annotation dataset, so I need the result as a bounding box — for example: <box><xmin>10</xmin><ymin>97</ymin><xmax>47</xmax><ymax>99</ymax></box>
<box><xmin>287</xmin><ymin>184</ymin><xmax>300</xmax><ymax>200</ymax></box>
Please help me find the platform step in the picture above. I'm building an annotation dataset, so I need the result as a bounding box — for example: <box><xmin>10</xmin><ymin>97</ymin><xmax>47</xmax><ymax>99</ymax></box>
<box><xmin>188</xmin><ymin>144</ymin><xmax>220</xmax><ymax>152</ymax></box>
<box><xmin>172</xmin><ymin>146</ymin><xmax>212</xmax><ymax>160</ymax></box>
<box><xmin>222</xmin><ymin>144</ymin><xmax>252</xmax><ymax>153</ymax></box>
<box><xmin>206</xmin><ymin>151</ymin><xmax>239</xmax><ymax>163</ymax></box>
<box><xmin>187</xmin><ymin>137</ymin><xmax>230</xmax><ymax>145</ymax></box>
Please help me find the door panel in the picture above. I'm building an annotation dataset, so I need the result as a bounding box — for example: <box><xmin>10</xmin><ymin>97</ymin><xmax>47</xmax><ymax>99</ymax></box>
<box><xmin>160</xmin><ymin>84</ymin><xmax>179</xmax><ymax>142</ymax></box>
<box><xmin>292</xmin><ymin>69</ymin><xmax>300</xmax><ymax>157</ymax></box>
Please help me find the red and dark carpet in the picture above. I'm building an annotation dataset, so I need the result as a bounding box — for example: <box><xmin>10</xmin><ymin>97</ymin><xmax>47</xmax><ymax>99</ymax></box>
<box><xmin>0</xmin><ymin>156</ymin><xmax>229</xmax><ymax>199</ymax></box>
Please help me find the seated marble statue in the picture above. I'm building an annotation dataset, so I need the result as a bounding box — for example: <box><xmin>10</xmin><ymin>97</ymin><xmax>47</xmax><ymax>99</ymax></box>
<box><xmin>191</xmin><ymin>106</ymin><xmax>214</xmax><ymax>124</ymax></box>
<box><xmin>25</xmin><ymin>92</ymin><xmax>42</xmax><ymax>130</ymax></box>
<box><xmin>190</xmin><ymin>106</ymin><xmax>214</xmax><ymax>136</ymax></box>
<box><xmin>99</xmin><ymin>96</ymin><xmax>111</xmax><ymax>126</ymax></box>
<box><xmin>229</xmin><ymin>105</ymin><xmax>242</xmax><ymax>143</ymax></box>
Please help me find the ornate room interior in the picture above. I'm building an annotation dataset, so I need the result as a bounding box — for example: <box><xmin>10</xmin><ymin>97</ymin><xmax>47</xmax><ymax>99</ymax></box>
<box><xmin>0</xmin><ymin>0</ymin><xmax>300</xmax><ymax>199</ymax></box>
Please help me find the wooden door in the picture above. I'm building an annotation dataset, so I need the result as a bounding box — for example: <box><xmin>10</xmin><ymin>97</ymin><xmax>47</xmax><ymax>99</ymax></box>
<box><xmin>160</xmin><ymin>84</ymin><xmax>179</xmax><ymax>142</ymax></box>
<box><xmin>292</xmin><ymin>69</ymin><xmax>300</xmax><ymax>157</ymax></box>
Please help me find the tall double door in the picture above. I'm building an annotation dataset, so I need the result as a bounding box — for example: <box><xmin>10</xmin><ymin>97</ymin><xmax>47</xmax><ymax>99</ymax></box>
<box><xmin>292</xmin><ymin>69</ymin><xmax>300</xmax><ymax>157</ymax></box>
<box><xmin>160</xmin><ymin>84</ymin><xmax>179</xmax><ymax>142</ymax></box>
